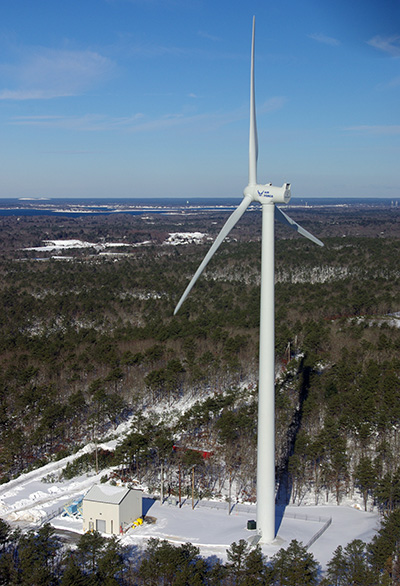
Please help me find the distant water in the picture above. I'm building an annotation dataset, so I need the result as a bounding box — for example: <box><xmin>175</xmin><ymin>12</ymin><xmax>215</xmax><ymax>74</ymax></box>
<box><xmin>0</xmin><ymin>197</ymin><xmax>397</xmax><ymax>217</ymax></box>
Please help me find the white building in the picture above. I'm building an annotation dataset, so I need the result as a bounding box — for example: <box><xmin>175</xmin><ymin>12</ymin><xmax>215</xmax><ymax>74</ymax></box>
<box><xmin>82</xmin><ymin>484</ymin><xmax>142</xmax><ymax>535</ymax></box>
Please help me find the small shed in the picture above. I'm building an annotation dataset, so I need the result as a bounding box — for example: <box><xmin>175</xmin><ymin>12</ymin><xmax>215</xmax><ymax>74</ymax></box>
<box><xmin>82</xmin><ymin>484</ymin><xmax>142</xmax><ymax>535</ymax></box>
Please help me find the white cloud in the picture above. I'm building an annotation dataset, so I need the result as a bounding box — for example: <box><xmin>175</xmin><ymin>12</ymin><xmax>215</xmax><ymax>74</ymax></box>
<box><xmin>0</xmin><ymin>89</ymin><xmax>63</xmax><ymax>100</ymax></box>
<box><xmin>7</xmin><ymin>110</ymin><xmax>216</xmax><ymax>133</ymax></box>
<box><xmin>386</xmin><ymin>76</ymin><xmax>400</xmax><ymax>88</ymax></box>
<box><xmin>126</xmin><ymin>42</ymin><xmax>190</xmax><ymax>58</ymax></box>
<box><xmin>367</xmin><ymin>35</ymin><xmax>400</xmax><ymax>57</ymax></box>
<box><xmin>0</xmin><ymin>47</ymin><xmax>115</xmax><ymax>100</ymax></box>
<box><xmin>344</xmin><ymin>125</ymin><xmax>400</xmax><ymax>135</ymax></box>
<box><xmin>197</xmin><ymin>30</ymin><xmax>221</xmax><ymax>42</ymax></box>
<box><xmin>259</xmin><ymin>96</ymin><xmax>287</xmax><ymax>113</ymax></box>
<box><xmin>8</xmin><ymin>95</ymin><xmax>286</xmax><ymax>133</ymax></box>
<box><xmin>376</xmin><ymin>75</ymin><xmax>400</xmax><ymax>90</ymax></box>
<box><xmin>308</xmin><ymin>33</ymin><xmax>341</xmax><ymax>47</ymax></box>
<box><xmin>10</xmin><ymin>113</ymin><xmax>145</xmax><ymax>131</ymax></box>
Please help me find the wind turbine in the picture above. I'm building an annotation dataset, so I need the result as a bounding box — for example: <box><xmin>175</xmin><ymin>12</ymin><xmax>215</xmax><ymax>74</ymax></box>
<box><xmin>174</xmin><ymin>16</ymin><xmax>323</xmax><ymax>543</ymax></box>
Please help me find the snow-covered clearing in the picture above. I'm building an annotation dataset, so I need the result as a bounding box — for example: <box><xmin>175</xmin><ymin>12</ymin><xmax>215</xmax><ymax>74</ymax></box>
<box><xmin>0</xmin><ymin>432</ymin><xmax>380</xmax><ymax>570</ymax></box>
<box><xmin>117</xmin><ymin>500</ymin><xmax>379</xmax><ymax>568</ymax></box>
<box><xmin>0</xmin><ymin>393</ymin><xmax>380</xmax><ymax>569</ymax></box>
<box><xmin>0</xmin><ymin>457</ymin><xmax>380</xmax><ymax>569</ymax></box>
<box><xmin>163</xmin><ymin>232</ymin><xmax>207</xmax><ymax>245</ymax></box>
<box><xmin>24</xmin><ymin>239</ymin><xmax>134</xmax><ymax>252</ymax></box>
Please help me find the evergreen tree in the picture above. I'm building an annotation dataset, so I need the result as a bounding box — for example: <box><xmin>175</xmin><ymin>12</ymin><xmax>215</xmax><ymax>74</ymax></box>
<box><xmin>270</xmin><ymin>539</ymin><xmax>318</xmax><ymax>586</ymax></box>
<box><xmin>323</xmin><ymin>545</ymin><xmax>347</xmax><ymax>586</ymax></box>
<box><xmin>226</xmin><ymin>539</ymin><xmax>251</xmax><ymax>584</ymax></box>
<box><xmin>355</xmin><ymin>457</ymin><xmax>376</xmax><ymax>511</ymax></box>
<box><xmin>97</xmin><ymin>537</ymin><xmax>125</xmax><ymax>585</ymax></box>
<box><xmin>369</xmin><ymin>509</ymin><xmax>400</xmax><ymax>584</ymax></box>
<box><xmin>138</xmin><ymin>538</ymin><xmax>204</xmax><ymax>585</ymax></box>
<box><xmin>74</xmin><ymin>530</ymin><xmax>107</xmax><ymax>576</ymax></box>
<box><xmin>328</xmin><ymin>539</ymin><xmax>378</xmax><ymax>586</ymax></box>
<box><xmin>0</xmin><ymin>552</ymin><xmax>17</xmax><ymax>586</ymax></box>
<box><xmin>207</xmin><ymin>560</ymin><xmax>228</xmax><ymax>586</ymax></box>
<box><xmin>60</xmin><ymin>556</ymin><xmax>88</xmax><ymax>586</ymax></box>
<box><xmin>0</xmin><ymin>520</ymin><xmax>10</xmax><ymax>551</ymax></box>
<box><xmin>242</xmin><ymin>545</ymin><xmax>268</xmax><ymax>585</ymax></box>
<box><xmin>16</xmin><ymin>524</ymin><xmax>61</xmax><ymax>586</ymax></box>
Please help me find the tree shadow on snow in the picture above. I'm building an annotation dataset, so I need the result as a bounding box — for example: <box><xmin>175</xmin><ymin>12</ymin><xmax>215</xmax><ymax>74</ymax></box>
<box><xmin>275</xmin><ymin>356</ymin><xmax>313</xmax><ymax>532</ymax></box>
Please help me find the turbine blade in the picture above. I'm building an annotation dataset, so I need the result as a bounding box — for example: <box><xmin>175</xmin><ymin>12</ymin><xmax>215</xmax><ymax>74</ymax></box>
<box><xmin>249</xmin><ymin>15</ymin><xmax>258</xmax><ymax>186</ymax></box>
<box><xmin>174</xmin><ymin>196</ymin><xmax>252</xmax><ymax>315</ymax></box>
<box><xmin>275</xmin><ymin>206</ymin><xmax>324</xmax><ymax>247</ymax></box>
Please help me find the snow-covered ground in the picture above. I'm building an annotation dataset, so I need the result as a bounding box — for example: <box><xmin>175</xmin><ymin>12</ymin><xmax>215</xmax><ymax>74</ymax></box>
<box><xmin>0</xmin><ymin>446</ymin><xmax>110</xmax><ymax>525</ymax></box>
<box><xmin>118</xmin><ymin>499</ymin><xmax>379</xmax><ymax>569</ymax></box>
<box><xmin>24</xmin><ymin>239</ymin><xmax>135</xmax><ymax>252</ymax></box>
<box><xmin>22</xmin><ymin>233</ymin><xmax>210</xmax><ymax>253</ymax></box>
<box><xmin>0</xmin><ymin>397</ymin><xmax>381</xmax><ymax>570</ymax></box>
<box><xmin>164</xmin><ymin>232</ymin><xmax>207</xmax><ymax>245</ymax></box>
<box><xmin>0</xmin><ymin>446</ymin><xmax>380</xmax><ymax>570</ymax></box>
<box><xmin>0</xmin><ymin>417</ymin><xmax>134</xmax><ymax>525</ymax></box>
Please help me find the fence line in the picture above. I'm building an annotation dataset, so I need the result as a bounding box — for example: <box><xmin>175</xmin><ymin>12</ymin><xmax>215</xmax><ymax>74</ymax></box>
<box><xmin>40</xmin><ymin>504</ymin><xmax>65</xmax><ymax>526</ymax></box>
<box><xmin>283</xmin><ymin>511</ymin><xmax>331</xmax><ymax>524</ymax></box>
<box><xmin>305</xmin><ymin>517</ymin><xmax>332</xmax><ymax>549</ymax></box>
<box><xmin>178</xmin><ymin>499</ymin><xmax>333</xmax><ymax>549</ymax></box>
<box><xmin>174</xmin><ymin>498</ymin><xmax>254</xmax><ymax>514</ymax></box>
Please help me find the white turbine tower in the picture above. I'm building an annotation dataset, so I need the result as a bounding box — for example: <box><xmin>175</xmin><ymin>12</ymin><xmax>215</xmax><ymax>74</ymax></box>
<box><xmin>174</xmin><ymin>16</ymin><xmax>323</xmax><ymax>543</ymax></box>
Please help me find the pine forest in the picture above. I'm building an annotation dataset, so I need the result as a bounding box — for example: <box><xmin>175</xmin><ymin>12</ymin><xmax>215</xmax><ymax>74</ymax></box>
<box><xmin>0</xmin><ymin>201</ymin><xmax>399</xmax><ymax>584</ymax></box>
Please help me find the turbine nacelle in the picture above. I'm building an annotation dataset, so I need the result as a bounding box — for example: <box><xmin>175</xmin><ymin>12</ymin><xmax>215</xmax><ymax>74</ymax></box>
<box><xmin>244</xmin><ymin>182</ymin><xmax>291</xmax><ymax>204</ymax></box>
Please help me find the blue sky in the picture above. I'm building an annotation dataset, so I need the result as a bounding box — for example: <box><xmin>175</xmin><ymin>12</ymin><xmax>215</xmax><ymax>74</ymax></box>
<box><xmin>0</xmin><ymin>0</ymin><xmax>399</xmax><ymax>199</ymax></box>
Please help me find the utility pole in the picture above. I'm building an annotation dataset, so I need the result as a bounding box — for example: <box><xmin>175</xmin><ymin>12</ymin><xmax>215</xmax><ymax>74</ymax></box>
<box><xmin>192</xmin><ymin>466</ymin><xmax>195</xmax><ymax>509</ymax></box>
<box><xmin>160</xmin><ymin>462</ymin><xmax>164</xmax><ymax>505</ymax></box>
<box><xmin>179</xmin><ymin>461</ymin><xmax>182</xmax><ymax>507</ymax></box>
<box><xmin>228</xmin><ymin>468</ymin><xmax>232</xmax><ymax>515</ymax></box>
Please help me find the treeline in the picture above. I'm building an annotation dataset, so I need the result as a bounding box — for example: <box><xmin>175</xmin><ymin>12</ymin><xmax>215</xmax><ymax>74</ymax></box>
<box><xmin>2</xmin><ymin>512</ymin><xmax>400</xmax><ymax>585</ymax></box>
<box><xmin>288</xmin><ymin>327</ymin><xmax>400</xmax><ymax>510</ymax></box>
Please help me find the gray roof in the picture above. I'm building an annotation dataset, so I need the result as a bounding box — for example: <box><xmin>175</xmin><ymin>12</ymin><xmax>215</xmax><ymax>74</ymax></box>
<box><xmin>83</xmin><ymin>484</ymin><xmax>131</xmax><ymax>505</ymax></box>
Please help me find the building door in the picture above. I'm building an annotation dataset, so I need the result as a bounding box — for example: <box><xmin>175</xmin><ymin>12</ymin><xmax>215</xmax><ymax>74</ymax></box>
<box><xmin>96</xmin><ymin>519</ymin><xmax>106</xmax><ymax>533</ymax></box>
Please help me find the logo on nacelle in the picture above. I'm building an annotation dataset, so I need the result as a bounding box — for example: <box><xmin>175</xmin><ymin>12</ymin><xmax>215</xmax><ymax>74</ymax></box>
<box><xmin>257</xmin><ymin>190</ymin><xmax>273</xmax><ymax>197</ymax></box>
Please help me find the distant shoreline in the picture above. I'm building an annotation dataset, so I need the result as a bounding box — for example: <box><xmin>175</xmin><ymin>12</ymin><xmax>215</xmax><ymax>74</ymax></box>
<box><xmin>0</xmin><ymin>196</ymin><xmax>397</xmax><ymax>217</ymax></box>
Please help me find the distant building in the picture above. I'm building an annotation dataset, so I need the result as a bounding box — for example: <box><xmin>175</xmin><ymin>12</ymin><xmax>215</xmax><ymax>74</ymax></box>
<box><xmin>82</xmin><ymin>484</ymin><xmax>142</xmax><ymax>535</ymax></box>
